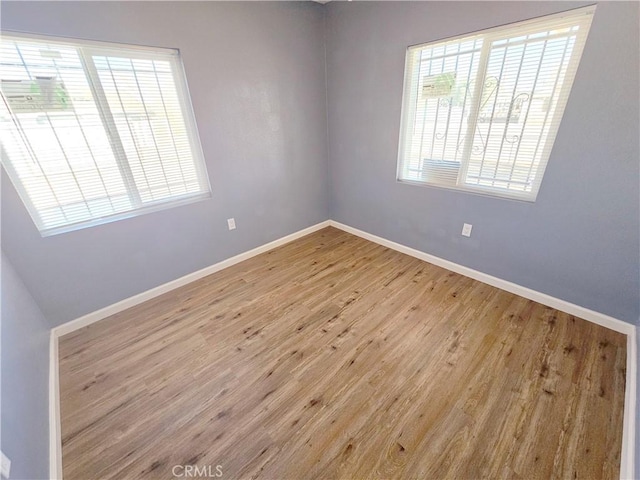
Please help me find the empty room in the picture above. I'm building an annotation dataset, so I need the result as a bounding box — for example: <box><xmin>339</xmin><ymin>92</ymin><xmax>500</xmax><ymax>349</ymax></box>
<box><xmin>1</xmin><ymin>1</ymin><xmax>638</xmax><ymax>479</ymax></box>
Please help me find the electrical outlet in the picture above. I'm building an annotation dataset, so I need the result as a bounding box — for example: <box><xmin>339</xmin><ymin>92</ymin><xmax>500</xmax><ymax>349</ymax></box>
<box><xmin>461</xmin><ymin>223</ymin><xmax>472</xmax><ymax>237</ymax></box>
<box><xmin>1</xmin><ymin>450</ymin><xmax>11</xmax><ymax>479</ymax></box>
<box><xmin>227</xmin><ymin>218</ymin><xmax>236</xmax><ymax>230</ymax></box>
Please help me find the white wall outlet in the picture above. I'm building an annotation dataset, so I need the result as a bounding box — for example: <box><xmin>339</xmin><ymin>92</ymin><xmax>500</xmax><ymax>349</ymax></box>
<box><xmin>461</xmin><ymin>223</ymin><xmax>472</xmax><ymax>237</ymax></box>
<box><xmin>1</xmin><ymin>450</ymin><xmax>11</xmax><ymax>479</ymax></box>
<box><xmin>227</xmin><ymin>218</ymin><xmax>236</xmax><ymax>230</ymax></box>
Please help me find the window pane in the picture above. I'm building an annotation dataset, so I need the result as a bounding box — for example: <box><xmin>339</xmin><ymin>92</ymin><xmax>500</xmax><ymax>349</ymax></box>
<box><xmin>92</xmin><ymin>55</ymin><xmax>203</xmax><ymax>204</ymax></box>
<box><xmin>0</xmin><ymin>38</ymin><xmax>130</xmax><ymax>231</ymax></box>
<box><xmin>402</xmin><ymin>39</ymin><xmax>483</xmax><ymax>185</ymax></box>
<box><xmin>464</xmin><ymin>29</ymin><xmax>578</xmax><ymax>193</ymax></box>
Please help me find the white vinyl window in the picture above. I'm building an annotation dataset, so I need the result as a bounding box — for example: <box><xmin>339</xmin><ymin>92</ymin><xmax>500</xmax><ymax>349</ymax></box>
<box><xmin>397</xmin><ymin>6</ymin><xmax>595</xmax><ymax>201</ymax></box>
<box><xmin>0</xmin><ymin>33</ymin><xmax>210</xmax><ymax>236</ymax></box>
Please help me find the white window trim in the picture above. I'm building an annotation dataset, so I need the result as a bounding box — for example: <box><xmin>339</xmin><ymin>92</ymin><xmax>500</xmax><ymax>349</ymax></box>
<box><xmin>396</xmin><ymin>5</ymin><xmax>596</xmax><ymax>202</ymax></box>
<box><xmin>1</xmin><ymin>31</ymin><xmax>211</xmax><ymax>236</ymax></box>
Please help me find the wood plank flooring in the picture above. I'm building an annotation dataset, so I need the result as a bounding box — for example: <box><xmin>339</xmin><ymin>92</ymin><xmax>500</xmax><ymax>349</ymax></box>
<box><xmin>58</xmin><ymin>227</ymin><xmax>626</xmax><ymax>480</ymax></box>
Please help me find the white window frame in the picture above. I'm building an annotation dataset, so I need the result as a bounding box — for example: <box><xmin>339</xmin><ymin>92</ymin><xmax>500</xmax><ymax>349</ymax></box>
<box><xmin>396</xmin><ymin>6</ymin><xmax>595</xmax><ymax>202</ymax></box>
<box><xmin>1</xmin><ymin>32</ymin><xmax>211</xmax><ymax>236</ymax></box>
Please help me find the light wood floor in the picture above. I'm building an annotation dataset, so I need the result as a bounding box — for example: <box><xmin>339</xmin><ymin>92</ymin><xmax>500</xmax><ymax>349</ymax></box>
<box><xmin>59</xmin><ymin>227</ymin><xmax>626</xmax><ymax>480</ymax></box>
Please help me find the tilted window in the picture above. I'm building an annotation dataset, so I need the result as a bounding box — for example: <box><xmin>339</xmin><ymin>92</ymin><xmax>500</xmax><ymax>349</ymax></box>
<box><xmin>397</xmin><ymin>6</ymin><xmax>595</xmax><ymax>201</ymax></box>
<box><xmin>1</xmin><ymin>33</ymin><xmax>210</xmax><ymax>236</ymax></box>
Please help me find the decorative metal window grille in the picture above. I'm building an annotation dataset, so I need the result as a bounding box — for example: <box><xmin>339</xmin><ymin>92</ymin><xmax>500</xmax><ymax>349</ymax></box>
<box><xmin>397</xmin><ymin>6</ymin><xmax>595</xmax><ymax>201</ymax></box>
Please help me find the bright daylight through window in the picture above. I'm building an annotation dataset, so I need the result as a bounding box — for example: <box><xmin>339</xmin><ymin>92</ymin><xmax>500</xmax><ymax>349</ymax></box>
<box><xmin>397</xmin><ymin>6</ymin><xmax>594</xmax><ymax>201</ymax></box>
<box><xmin>0</xmin><ymin>34</ymin><xmax>210</xmax><ymax>236</ymax></box>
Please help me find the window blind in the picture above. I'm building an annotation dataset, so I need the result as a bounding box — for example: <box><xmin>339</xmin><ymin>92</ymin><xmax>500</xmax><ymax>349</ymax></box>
<box><xmin>0</xmin><ymin>34</ymin><xmax>210</xmax><ymax>236</ymax></box>
<box><xmin>397</xmin><ymin>6</ymin><xmax>595</xmax><ymax>201</ymax></box>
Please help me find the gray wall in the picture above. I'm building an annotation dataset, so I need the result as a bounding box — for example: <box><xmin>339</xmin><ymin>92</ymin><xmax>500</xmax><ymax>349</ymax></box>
<box><xmin>1</xmin><ymin>253</ymin><xmax>50</xmax><ymax>480</ymax></box>
<box><xmin>325</xmin><ymin>1</ymin><xmax>639</xmax><ymax>325</ymax></box>
<box><xmin>1</xmin><ymin>1</ymin><xmax>329</xmax><ymax>325</ymax></box>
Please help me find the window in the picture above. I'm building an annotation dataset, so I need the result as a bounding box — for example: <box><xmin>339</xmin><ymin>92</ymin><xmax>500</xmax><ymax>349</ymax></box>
<box><xmin>0</xmin><ymin>33</ymin><xmax>210</xmax><ymax>236</ymax></box>
<box><xmin>397</xmin><ymin>6</ymin><xmax>594</xmax><ymax>201</ymax></box>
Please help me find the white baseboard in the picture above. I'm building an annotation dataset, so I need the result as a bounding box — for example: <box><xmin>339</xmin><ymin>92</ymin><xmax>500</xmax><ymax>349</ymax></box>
<box><xmin>52</xmin><ymin>220</ymin><xmax>330</xmax><ymax>338</ymax></box>
<box><xmin>49</xmin><ymin>331</ymin><xmax>62</xmax><ymax>480</ymax></box>
<box><xmin>328</xmin><ymin>220</ymin><xmax>636</xmax><ymax>480</ymax></box>
<box><xmin>48</xmin><ymin>218</ymin><xmax>636</xmax><ymax>480</ymax></box>
<box><xmin>621</xmin><ymin>328</ymin><xmax>637</xmax><ymax>480</ymax></box>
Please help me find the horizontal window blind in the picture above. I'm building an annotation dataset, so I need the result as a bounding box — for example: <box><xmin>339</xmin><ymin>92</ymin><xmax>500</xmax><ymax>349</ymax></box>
<box><xmin>397</xmin><ymin>6</ymin><xmax>595</xmax><ymax>201</ymax></box>
<box><xmin>0</xmin><ymin>34</ymin><xmax>210</xmax><ymax>236</ymax></box>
